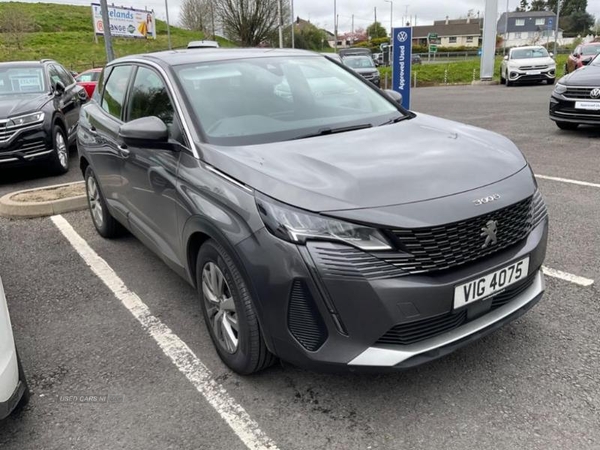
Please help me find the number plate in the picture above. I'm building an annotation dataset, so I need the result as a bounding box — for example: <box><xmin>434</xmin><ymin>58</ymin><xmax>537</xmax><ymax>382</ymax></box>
<box><xmin>575</xmin><ymin>101</ymin><xmax>600</xmax><ymax>111</ymax></box>
<box><xmin>454</xmin><ymin>257</ymin><xmax>530</xmax><ymax>309</ymax></box>
<box><xmin>526</xmin><ymin>71</ymin><xmax>541</xmax><ymax>75</ymax></box>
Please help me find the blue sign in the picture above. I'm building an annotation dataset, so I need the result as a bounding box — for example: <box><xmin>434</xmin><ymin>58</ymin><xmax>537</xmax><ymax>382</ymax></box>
<box><xmin>392</xmin><ymin>26</ymin><xmax>412</xmax><ymax>110</ymax></box>
<box><xmin>547</xmin><ymin>18</ymin><xmax>554</xmax><ymax>30</ymax></box>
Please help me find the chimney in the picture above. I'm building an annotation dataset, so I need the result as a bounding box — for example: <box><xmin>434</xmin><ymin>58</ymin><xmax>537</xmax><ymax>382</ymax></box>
<box><xmin>445</xmin><ymin>16</ymin><xmax>449</xmax><ymax>25</ymax></box>
<box><xmin>467</xmin><ymin>16</ymin><xmax>471</xmax><ymax>24</ymax></box>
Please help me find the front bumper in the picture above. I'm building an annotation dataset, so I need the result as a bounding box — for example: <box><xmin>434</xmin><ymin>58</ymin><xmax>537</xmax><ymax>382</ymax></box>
<box><xmin>549</xmin><ymin>94</ymin><xmax>600</xmax><ymax>125</ymax></box>
<box><xmin>237</xmin><ymin>215</ymin><xmax>548</xmax><ymax>371</ymax></box>
<box><xmin>0</xmin><ymin>126</ymin><xmax>53</xmax><ymax>167</ymax></box>
<box><xmin>508</xmin><ymin>68</ymin><xmax>555</xmax><ymax>83</ymax></box>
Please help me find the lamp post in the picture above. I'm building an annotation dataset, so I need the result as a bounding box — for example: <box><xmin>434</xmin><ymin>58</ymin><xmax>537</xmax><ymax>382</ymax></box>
<box><xmin>384</xmin><ymin>0</ymin><xmax>393</xmax><ymax>39</ymax></box>
<box><xmin>554</xmin><ymin>0</ymin><xmax>562</xmax><ymax>58</ymax></box>
<box><xmin>164</xmin><ymin>0</ymin><xmax>172</xmax><ymax>50</ymax></box>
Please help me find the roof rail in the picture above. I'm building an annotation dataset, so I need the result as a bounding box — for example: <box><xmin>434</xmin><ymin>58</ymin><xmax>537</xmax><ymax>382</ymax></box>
<box><xmin>40</xmin><ymin>59</ymin><xmax>55</xmax><ymax>63</ymax></box>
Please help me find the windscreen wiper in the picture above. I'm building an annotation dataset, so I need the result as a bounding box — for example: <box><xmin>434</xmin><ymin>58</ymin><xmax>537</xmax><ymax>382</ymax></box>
<box><xmin>380</xmin><ymin>115</ymin><xmax>411</xmax><ymax>126</ymax></box>
<box><xmin>292</xmin><ymin>123</ymin><xmax>373</xmax><ymax>140</ymax></box>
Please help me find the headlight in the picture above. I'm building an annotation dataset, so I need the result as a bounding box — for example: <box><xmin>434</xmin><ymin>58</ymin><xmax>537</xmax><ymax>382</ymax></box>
<box><xmin>256</xmin><ymin>194</ymin><xmax>393</xmax><ymax>251</ymax></box>
<box><xmin>554</xmin><ymin>83</ymin><xmax>567</xmax><ymax>95</ymax></box>
<box><xmin>8</xmin><ymin>112</ymin><xmax>45</xmax><ymax>127</ymax></box>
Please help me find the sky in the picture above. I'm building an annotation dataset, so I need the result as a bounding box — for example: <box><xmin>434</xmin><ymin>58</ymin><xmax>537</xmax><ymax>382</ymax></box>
<box><xmin>16</xmin><ymin>0</ymin><xmax>600</xmax><ymax>34</ymax></box>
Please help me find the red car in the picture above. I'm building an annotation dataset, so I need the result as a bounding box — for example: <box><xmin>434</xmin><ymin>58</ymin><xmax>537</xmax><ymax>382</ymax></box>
<box><xmin>565</xmin><ymin>42</ymin><xmax>600</xmax><ymax>73</ymax></box>
<box><xmin>75</xmin><ymin>68</ymin><xmax>102</xmax><ymax>98</ymax></box>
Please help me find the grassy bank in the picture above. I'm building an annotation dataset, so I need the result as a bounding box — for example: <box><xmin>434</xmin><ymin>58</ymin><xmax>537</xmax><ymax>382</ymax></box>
<box><xmin>0</xmin><ymin>2</ymin><xmax>235</xmax><ymax>72</ymax></box>
<box><xmin>379</xmin><ymin>54</ymin><xmax>568</xmax><ymax>87</ymax></box>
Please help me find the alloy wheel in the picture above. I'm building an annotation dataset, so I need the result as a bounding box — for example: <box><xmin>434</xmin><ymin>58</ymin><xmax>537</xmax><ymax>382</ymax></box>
<box><xmin>56</xmin><ymin>132</ymin><xmax>68</xmax><ymax>169</ymax></box>
<box><xmin>202</xmin><ymin>262</ymin><xmax>239</xmax><ymax>354</ymax></box>
<box><xmin>87</xmin><ymin>176</ymin><xmax>104</xmax><ymax>228</ymax></box>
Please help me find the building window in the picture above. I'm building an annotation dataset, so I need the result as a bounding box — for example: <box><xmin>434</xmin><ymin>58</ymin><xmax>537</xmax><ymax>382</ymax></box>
<box><xmin>515</xmin><ymin>19</ymin><xmax>525</xmax><ymax>26</ymax></box>
<box><xmin>449</xmin><ymin>36</ymin><xmax>457</xmax><ymax>44</ymax></box>
<box><xmin>535</xmin><ymin>18</ymin><xmax>545</xmax><ymax>25</ymax></box>
<box><xmin>466</xmin><ymin>36</ymin><xmax>473</xmax><ymax>43</ymax></box>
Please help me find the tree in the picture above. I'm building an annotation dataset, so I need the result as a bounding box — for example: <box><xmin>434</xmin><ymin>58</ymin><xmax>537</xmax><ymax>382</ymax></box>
<box><xmin>0</xmin><ymin>5</ymin><xmax>35</xmax><ymax>49</ymax></box>
<box><xmin>516</xmin><ymin>0</ymin><xmax>529</xmax><ymax>11</ymax></box>
<box><xmin>214</xmin><ymin>0</ymin><xmax>288</xmax><ymax>47</ymax></box>
<box><xmin>180</xmin><ymin>0</ymin><xmax>213</xmax><ymax>34</ymax></box>
<box><xmin>367</xmin><ymin>21</ymin><xmax>387</xmax><ymax>39</ymax></box>
<box><xmin>562</xmin><ymin>10</ymin><xmax>595</xmax><ymax>34</ymax></box>
<box><xmin>529</xmin><ymin>0</ymin><xmax>546</xmax><ymax>11</ymax></box>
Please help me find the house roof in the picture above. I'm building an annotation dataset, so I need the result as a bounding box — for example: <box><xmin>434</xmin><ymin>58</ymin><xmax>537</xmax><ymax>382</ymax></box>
<box><xmin>433</xmin><ymin>18</ymin><xmax>483</xmax><ymax>27</ymax></box>
<box><xmin>497</xmin><ymin>11</ymin><xmax>557</xmax><ymax>33</ymax></box>
<box><xmin>412</xmin><ymin>22</ymin><xmax>481</xmax><ymax>39</ymax></box>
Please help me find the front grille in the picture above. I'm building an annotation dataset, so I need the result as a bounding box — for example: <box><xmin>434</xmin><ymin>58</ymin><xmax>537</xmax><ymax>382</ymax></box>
<box><xmin>0</xmin><ymin>137</ymin><xmax>49</xmax><ymax>162</ymax></box>
<box><xmin>309</xmin><ymin>244</ymin><xmax>405</xmax><ymax>280</ymax></box>
<box><xmin>288</xmin><ymin>280</ymin><xmax>328</xmax><ymax>351</ymax></box>
<box><xmin>375</xmin><ymin>271</ymin><xmax>539</xmax><ymax>346</ymax></box>
<box><xmin>384</xmin><ymin>193</ymin><xmax>543</xmax><ymax>275</ymax></box>
<box><xmin>519</xmin><ymin>65</ymin><xmax>549</xmax><ymax>70</ymax></box>
<box><xmin>376</xmin><ymin>310</ymin><xmax>468</xmax><ymax>346</ymax></box>
<box><xmin>563</xmin><ymin>86</ymin><xmax>599</xmax><ymax>100</ymax></box>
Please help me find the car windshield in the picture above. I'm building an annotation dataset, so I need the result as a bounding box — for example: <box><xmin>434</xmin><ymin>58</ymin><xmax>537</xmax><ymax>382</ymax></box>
<box><xmin>343</xmin><ymin>56</ymin><xmax>376</xmax><ymax>69</ymax></box>
<box><xmin>591</xmin><ymin>53</ymin><xmax>600</xmax><ymax>66</ymax></box>
<box><xmin>175</xmin><ymin>56</ymin><xmax>402</xmax><ymax>146</ymax></box>
<box><xmin>582</xmin><ymin>45</ymin><xmax>600</xmax><ymax>56</ymax></box>
<box><xmin>0</xmin><ymin>65</ymin><xmax>46</xmax><ymax>95</ymax></box>
<box><xmin>76</xmin><ymin>71</ymin><xmax>100</xmax><ymax>82</ymax></box>
<box><xmin>511</xmin><ymin>48</ymin><xmax>549</xmax><ymax>59</ymax></box>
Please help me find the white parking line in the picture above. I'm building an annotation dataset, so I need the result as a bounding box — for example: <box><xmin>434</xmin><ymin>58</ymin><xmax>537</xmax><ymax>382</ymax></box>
<box><xmin>542</xmin><ymin>266</ymin><xmax>594</xmax><ymax>287</ymax></box>
<box><xmin>50</xmin><ymin>215</ymin><xmax>279</xmax><ymax>450</ymax></box>
<box><xmin>536</xmin><ymin>175</ymin><xmax>600</xmax><ymax>189</ymax></box>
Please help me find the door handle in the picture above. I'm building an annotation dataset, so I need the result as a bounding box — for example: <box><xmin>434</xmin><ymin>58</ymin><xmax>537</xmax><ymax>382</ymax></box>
<box><xmin>118</xmin><ymin>144</ymin><xmax>130</xmax><ymax>157</ymax></box>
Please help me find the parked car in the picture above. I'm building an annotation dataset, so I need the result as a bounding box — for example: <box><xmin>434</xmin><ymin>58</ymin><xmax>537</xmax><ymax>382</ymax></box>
<box><xmin>322</xmin><ymin>52</ymin><xmax>343</xmax><ymax>64</ymax></box>
<box><xmin>342</xmin><ymin>55</ymin><xmax>381</xmax><ymax>87</ymax></box>
<box><xmin>188</xmin><ymin>40</ymin><xmax>219</xmax><ymax>49</ymax></box>
<box><xmin>565</xmin><ymin>43</ymin><xmax>600</xmax><ymax>74</ymax></box>
<box><xmin>372</xmin><ymin>53</ymin><xmax>382</xmax><ymax>66</ymax></box>
<box><xmin>0</xmin><ymin>275</ymin><xmax>29</xmax><ymax>420</ymax></box>
<box><xmin>0</xmin><ymin>59</ymin><xmax>87</xmax><ymax>173</ymax></box>
<box><xmin>550</xmin><ymin>53</ymin><xmax>600</xmax><ymax>130</ymax></box>
<box><xmin>412</xmin><ymin>54</ymin><xmax>422</xmax><ymax>65</ymax></box>
<box><xmin>75</xmin><ymin>68</ymin><xmax>102</xmax><ymax>98</ymax></box>
<box><xmin>500</xmin><ymin>46</ymin><xmax>556</xmax><ymax>86</ymax></box>
<box><xmin>78</xmin><ymin>49</ymin><xmax>548</xmax><ymax>374</ymax></box>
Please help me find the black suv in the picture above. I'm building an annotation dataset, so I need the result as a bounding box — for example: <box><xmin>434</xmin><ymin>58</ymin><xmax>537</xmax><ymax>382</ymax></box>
<box><xmin>0</xmin><ymin>60</ymin><xmax>87</xmax><ymax>173</ymax></box>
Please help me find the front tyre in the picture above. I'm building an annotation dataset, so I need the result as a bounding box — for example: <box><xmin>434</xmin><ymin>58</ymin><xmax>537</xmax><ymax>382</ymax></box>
<box><xmin>84</xmin><ymin>166</ymin><xmax>123</xmax><ymax>238</ymax></box>
<box><xmin>555</xmin><ymin>121</ymin><xmax>579</xmax><ymax>131</ymax></box>
<box><xmin>49</xmin><ymin>125</ymin><xmax>69</xmax><ymax>174</ymax></box>
<box><xmin>197</xmin><ymin>240</ymin><xmax>275</xmax><ymax>375</ymax></box>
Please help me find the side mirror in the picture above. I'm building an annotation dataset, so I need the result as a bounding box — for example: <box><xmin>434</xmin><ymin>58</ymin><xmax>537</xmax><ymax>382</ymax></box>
<box><xmin>54</xmin><ymin>80</ymin><xmax>66</xmax><ymax>96</ymax></box>
<box><xmin>384</xmin><ymin>89</ymin><xmax>403</xmax><ymax>105</ymax></box>
<box><xmin>118</xmin><ymin>116</ymin><xmax>168</xmax><ymax>146</ymax></box>
<box><xmin>549</xmin><ymin>52</ymin><xmax>554</xmax><ymax>58</ymax></box>
<box><xmin>582</xmin><ymin>59</ymin><xmax>592</xmax><ymax>66</ymax></box>
<box><xmin>503</xmin><ymin>55</ymin><xmax>509</xmax><ymax>61</ymax></box>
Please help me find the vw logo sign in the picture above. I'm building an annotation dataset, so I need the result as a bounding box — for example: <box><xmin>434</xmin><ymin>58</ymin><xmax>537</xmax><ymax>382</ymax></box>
<box><xmin>590</xmin><ymin>88</ymin><xmax>600</xmax><ymax>99</ymax></box>
<box><xmin>397</xmin><ymin>31</ymin><xmax>408</xmax><ymax>43</ymax></box>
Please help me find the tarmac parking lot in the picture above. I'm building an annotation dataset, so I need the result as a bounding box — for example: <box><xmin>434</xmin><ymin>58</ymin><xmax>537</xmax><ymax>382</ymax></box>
<box><xmin>1</xmin><ymin>84</ymin><xmax>599</xmax><ymax>450</ymax></box>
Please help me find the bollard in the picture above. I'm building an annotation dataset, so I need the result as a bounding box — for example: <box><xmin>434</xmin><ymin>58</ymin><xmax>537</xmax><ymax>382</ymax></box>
<box><xmin>414</xmin><ymin>72</ymin><xmax>417</xmax><ymax>88</ymax></box>
<box><xmin>444</xmin><ymin>68</ymin><xmax>448</xmax><ymax>85</ymax></box>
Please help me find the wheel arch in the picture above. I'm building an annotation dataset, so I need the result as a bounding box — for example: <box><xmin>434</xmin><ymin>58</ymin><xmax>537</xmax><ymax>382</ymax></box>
<box><xmin>182</xmin><ymin>216</ymin><xmax>277</xmax><ymax>354</ymax></box>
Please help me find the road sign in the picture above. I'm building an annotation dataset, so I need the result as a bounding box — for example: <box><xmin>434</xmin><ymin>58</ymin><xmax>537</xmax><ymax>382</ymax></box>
<box><xmin>429</xmin><ymin>44</ymin><xmax>438</xmax><ymax>53</ymax></box>
<box><xmin>547</xmin><ymin>18</ymin><xmax>554</xmax><ymax>30</ymax></box>
<box><xmin>392</xmin><ymin>26</ymin><xmax>412</xmax><ymax>109</ymax></box>
<box><xmin>427</xmin><ymin>32</ymin><xmax>440</xmax><ymax>45</ymax></box>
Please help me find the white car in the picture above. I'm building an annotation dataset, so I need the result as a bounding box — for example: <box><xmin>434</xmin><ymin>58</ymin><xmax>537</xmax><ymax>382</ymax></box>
<box><xmin>501</xmin><ymin>46</ymin><xmax>556</xmax><ymax>86</ymax></box>
<box><xmin>0</xmin><ymin>275</ymin><xmax>28</xmax><ymax>420</ymax></box>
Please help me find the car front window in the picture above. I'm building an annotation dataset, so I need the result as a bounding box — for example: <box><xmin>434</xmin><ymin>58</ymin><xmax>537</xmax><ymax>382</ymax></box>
<box><xmin>175</xmin><ymin>56</ymin><xmax>400</xmax><ymax>146</ymax></box>
<box><xmin>0</xmin><ymin>66</ymin><xmax>46</xmax><ymax>94</ymax></box>
<box><xmin>582</xmin><ymin>45</ymin><xmax>600</xmax><ymax>56</ymax></box>
<box><xmin>511</xmin><ymin>48</ymin><xmax>549</xmax><ymax>59</ymax></box>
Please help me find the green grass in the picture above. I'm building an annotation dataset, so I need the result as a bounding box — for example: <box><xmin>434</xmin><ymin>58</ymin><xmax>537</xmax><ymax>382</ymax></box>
<box><xmin>379</xmin><ymin>55</ymin><xmax>568</xmax><ymax>87</ymax></box>
<box><xmin>0</xmin><ymin>2</ymin><xmax>236</xmax><ymax>72</ymax></box>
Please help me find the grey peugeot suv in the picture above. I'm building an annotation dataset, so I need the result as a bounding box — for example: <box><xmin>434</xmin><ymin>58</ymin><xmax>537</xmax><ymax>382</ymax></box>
<box><xmin>77</xmin><ymin>49</ymin><xmax>548</xmax><ymax>374</ymax></box>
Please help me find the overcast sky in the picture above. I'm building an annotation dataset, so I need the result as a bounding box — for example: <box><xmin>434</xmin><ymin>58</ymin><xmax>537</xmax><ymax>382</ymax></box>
<box><xmin>18</xmin><ymin>0</ymin><xmax>600</xmax><ymax>34</ymax></box>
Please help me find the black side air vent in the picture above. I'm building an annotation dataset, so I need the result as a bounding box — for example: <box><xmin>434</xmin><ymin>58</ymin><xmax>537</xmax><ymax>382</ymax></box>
<box><xmin>288</xmin><ymin>280</ymin><xmax>328</xmax><ymax>351</ymax></box>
